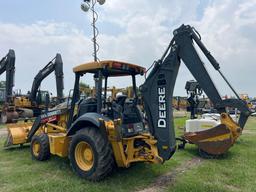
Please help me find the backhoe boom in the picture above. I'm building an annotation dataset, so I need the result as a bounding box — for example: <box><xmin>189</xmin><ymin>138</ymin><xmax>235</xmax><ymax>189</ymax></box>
<box><xmin>30</xmin><ymin>53</ymin><xmax>64</xmax><ymax>104</ymax></box>
<box><xmin>141</xmin><ymin>24</ymin><xmax>251</xmax><ymax>160</ymax></box>
<box><xmin>0</xmin><ymin>50</ymin><xmax>15</xmax><ymax>103</ymax></box>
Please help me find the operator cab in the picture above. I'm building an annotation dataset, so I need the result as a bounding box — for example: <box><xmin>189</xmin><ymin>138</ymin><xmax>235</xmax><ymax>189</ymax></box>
<box><xmin>71</xmin><ymin>60</ymin><xmax>146</xmax><ymax>137</ymax></box>
<box><xmin>36</xmin><ymin>90</ymin><xmax>50</xmax><ymax>106</ymax></box>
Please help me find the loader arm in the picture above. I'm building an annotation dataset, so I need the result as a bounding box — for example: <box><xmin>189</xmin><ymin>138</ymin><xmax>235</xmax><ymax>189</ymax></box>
<box><xmin>0</xmin><ymin>50</ymin><xmax>15</xmax><ymax>102</ymax></box>
<box><xmin>30</xmin><ymin>53</ymin><xmax>64</xmax><ymax>104</ymax></box>
<box><xmin>141</xmin><ymin>24</ymin><xmax>251</xmax><ymax>160</ymax></box>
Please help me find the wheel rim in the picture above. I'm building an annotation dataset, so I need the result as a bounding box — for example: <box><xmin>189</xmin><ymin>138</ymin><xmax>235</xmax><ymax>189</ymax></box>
<box><xmin>32</xmin><ymin>141</ymin><xmax>40</xmax><ymax>157</ymax></box>
<box><xmin>75</xmin><ymin>141</ymin><xmax>94</xmax><ymax>171</ymax></box>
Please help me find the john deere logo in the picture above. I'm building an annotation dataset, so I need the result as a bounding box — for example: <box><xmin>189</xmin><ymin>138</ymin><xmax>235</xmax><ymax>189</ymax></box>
<box><xmin>158</xmin><ymin>87</ymin><xmax>166</xmax><ymax>128</ymax></box>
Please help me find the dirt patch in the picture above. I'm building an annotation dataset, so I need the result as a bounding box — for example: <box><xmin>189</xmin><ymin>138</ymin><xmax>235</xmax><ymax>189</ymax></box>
<box><xmin>243</xmin><ymin>130</ymin><xmax>256</xmax><ymax>135</ymax></box>
<box><xmin>224</xmin><ymin>184</ymin><xmax>240</xmax><ymax>192</ymax></box>
<box><xmin>137</xmin><ymin>157</ymin><xmax>203</xmax><ymax>192</ymax></box>
<box><xmin>0</xmin><ymin>128</ymin><xmax>7</xmax><ymax>137</ymax></box>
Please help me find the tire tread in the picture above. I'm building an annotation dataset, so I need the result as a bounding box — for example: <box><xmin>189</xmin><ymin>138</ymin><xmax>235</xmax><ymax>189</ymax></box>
<box><xmin>69</xmin><ymin>127</ymin><xmax>114</xmax><ymax>181</ymax></box>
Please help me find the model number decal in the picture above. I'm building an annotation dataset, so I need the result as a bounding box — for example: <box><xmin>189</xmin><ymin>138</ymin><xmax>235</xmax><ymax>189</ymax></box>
<box><xmin>158</xmin><ymin>87</ymin><xmax>166</xmax><ymax>128</ymax></box>
<box><xmin>40</xmin><ymin>110</ymin><xmax>62</xmax><ymax>119</ymax></box>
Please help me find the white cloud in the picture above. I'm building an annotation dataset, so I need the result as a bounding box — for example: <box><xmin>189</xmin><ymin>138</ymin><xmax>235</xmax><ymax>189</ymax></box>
<box><xmin>0</xmin><ymin>21</ymin><xmax>93</xmax><ymax>95</ymax></box>
<box><xmin>0</xmin><ymin>0</ymin><xmax>255</xmax><ymax>97</ymax></box>
<box><xmin>192</xmin><ymin>0</ymin><xmax>256</xmax><ymax>96</ymax></box>
<box><xmin>101</xmin><ymin>0</ymin><xmax>256</xmax><ymax>97</ymax></box>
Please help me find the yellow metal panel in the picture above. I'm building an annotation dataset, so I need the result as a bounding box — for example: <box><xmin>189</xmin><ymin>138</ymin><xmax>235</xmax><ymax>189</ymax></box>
<box><xmin>73</xmin><ymin>60</ymin><xmax>145</xmax><ymax>75</ymax></box>
<box><xmin>6</xmin><ymin>122</ymin><xmax>33</xmax><ymax>145</ymax></box>
<box><xmin>73</xmin><ymin>61</ymin><xmax>103</xmax><ymax>72</ymax></box>
<box><xmin>46</xmin><ymin>123</ymin><xmax>66</xmax><ymax>132</ymax></box>
<box><xmin>103</xmin><ymin>119</ymin><xmax>163</xmax><ymax>168</ymax></box>
<box><xmin>14</xmin><ymin>96</ymin><xmax>32</xmax><ymax>108</ymax></box>
<box><xmin>220</xmin><ymin>113</ymin><xmax>241</xmax><ymax>140</ymax></box>
<box><xmin>201</xmin><ymin>133</ymin><xmax>231</xmax><ymax>142</ymax></box>
<box><xmin>48</xmin><ymin>133</ymin><xmax>70</xmax><ymax>157</ymax></box>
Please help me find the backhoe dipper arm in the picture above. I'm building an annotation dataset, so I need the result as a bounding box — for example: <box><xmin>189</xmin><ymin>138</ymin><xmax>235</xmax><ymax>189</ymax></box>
<box><xmin>30</xmin><ymin>53</ymin><xmax>64</xmax><ymax>103</ymax></box>
<box><xmin>0</xmin><ymin>49</ymin><xmax>15</xmax><ymax>102</ymax></box>
<box><xmin>141</xmin><ymin>24</ymin><xmax>251</xmax><ymax>161</ymax></box>
<box><xmin>173</xmin><ymin>25</ymin><xmax>251</xmax><ymax>127</ymax></box>
<box><xmin>55</xmin><ymin>54</ymin><xmax>64</xmax><ymax>102</ymax></box>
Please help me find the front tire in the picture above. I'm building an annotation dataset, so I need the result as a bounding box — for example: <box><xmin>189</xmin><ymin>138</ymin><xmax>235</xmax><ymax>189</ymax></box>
<box><xmin>69</xmin><ymin>127</ymin><xmax>114</xmax><ymax>181</ymax></box>
<box><xmin>31</xmin><ymin>133</ymin><xmax>50</xmax><ymax>161</ymax></box>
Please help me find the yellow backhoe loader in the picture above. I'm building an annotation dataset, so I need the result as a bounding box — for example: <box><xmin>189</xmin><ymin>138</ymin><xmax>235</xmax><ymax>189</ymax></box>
<box><xmin>4</xmin><ymin>24</ymin><xmax>251</xmax><ymax>181</ymax></box>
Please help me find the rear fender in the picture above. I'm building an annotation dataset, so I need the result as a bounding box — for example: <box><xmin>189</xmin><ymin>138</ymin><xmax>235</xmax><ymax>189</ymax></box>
<box><xmin>67</xmin><ymin>112</ymin><xmax>110</xmax><ymax>137</ymax></box>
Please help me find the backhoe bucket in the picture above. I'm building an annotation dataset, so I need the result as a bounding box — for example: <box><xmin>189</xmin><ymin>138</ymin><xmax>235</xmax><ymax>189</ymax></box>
<box><xmin>4</xmin><ymin>122</ymin><xmax>33</xmax><ymax>147</ymax></box>
<box><xmin>184</xmin><ymin>113</ymin><xmax>242</xmax><ymax>155</ymax></box>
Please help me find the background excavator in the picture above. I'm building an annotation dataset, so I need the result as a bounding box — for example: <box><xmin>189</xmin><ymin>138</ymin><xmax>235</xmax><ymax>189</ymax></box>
<box><xmin>4</xmin><ymin>24</ymin><xmax>251</xmax><ymax>181</ymax></box>
<box><xmin>0</xmin><ymin>49</ymin><xmax>18</xmax><ymax>123</ymax></box>
<box><xmin>3</xmin><ymin>53</ymin><xmax>65</xmax><ymax>123</ymax></box>
<box><xmin>30</xmin><ymin>53</ymin><xmax>64</xmax><ymax>107</ymax></box>
<box><xmin>0</xmin><ymin>49</ymin><xmax>15</xmax><ymax>103</ymax></box>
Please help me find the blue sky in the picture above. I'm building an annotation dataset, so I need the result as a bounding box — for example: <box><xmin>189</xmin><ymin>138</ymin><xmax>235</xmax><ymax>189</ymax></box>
<box><xmin>0</xmin><ymin>0</ymin><xmax>255</xmax><ymax>96</ymax></box>
<box><xmin>0</xmin><ymin>0</ymin><xmax>125</xmax><ymax>36</ymax></box>
<box><xmin>1</xmin><ymin>1</ymin><xmax>82</xmax><ymax>24</ymax></box>
<box><xmin>0</xmin><ymin>0</ymin><xmax>211</xmax><ymax>35</ymax></box>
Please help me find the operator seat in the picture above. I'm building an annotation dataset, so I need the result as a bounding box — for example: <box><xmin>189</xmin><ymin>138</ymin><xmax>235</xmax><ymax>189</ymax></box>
<box><xmin>77</xmin><ymin>97</ymin><xmax>97</xmax><ymax>117</ymax></box>
<box><xmin>122</xmin><ymin>100</ymin><xmax>143</xmax><ymax>124</ymax></box>
<box><xmin>116</xmin><ymin>95</ymin><xmax>127</xmax><ymax>107</ymax></box>
<box><xmin>112</xmin><ymin>95</ymin><xmax>127</xmax><ymax>119</ymax></box>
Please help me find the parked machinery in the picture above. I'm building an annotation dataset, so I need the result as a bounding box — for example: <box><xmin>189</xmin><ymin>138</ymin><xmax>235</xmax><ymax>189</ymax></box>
<box><xmin>5</xmin><ymin>24</ymin><xmax>251</xmax><ymax>180</ymax></box>
<box><xmin>0</xmin><ymin>50</ymin><xmax>19</xmax><ymax>122</ymax></box>
<box><xmin>12</xmin><ymin>53</ymin><xmax>64</xmax><ymax>120</ymax></box>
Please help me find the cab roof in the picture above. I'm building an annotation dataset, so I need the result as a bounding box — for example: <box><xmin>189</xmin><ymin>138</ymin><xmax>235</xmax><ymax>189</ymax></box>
<box><xmin>73</xmin><ymin>60</ymin><xmax>145</xmax><ymax>76</ymax></box>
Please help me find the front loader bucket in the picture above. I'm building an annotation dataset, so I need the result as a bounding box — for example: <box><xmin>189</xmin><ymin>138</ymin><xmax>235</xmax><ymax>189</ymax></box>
<box><xmin>184</xmin><ymin>114</ymin><xmax>242</xmax><ymax>155</ymax></box>
<box><xmin>4</xmin><ymin>122</ymin><xmax>33</xmax><ymax>147</ymax></box>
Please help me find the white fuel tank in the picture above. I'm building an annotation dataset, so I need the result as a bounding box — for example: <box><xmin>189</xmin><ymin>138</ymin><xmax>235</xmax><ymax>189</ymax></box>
<box><xmin>185</xmin><ymin>119</ymin><xmax>220</xmax><ymax>133</ymax></box>
<box><xmin>202</xmin><ymin>113</ymin><xmax>220</xmax><ymax>121</ymax></box>
<box><xmin>202</xmin><ymin>113</ymin><xmax>238</xmax><ymax>123</ymax></box>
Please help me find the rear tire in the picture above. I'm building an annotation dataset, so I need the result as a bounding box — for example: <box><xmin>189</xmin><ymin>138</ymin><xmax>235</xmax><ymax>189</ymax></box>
<box><xmin>69</xmin><ymin>127</ymin><xmax>114</xmax><ymax>181</ymax></box>
<box><xmin>31</xmin><ymin>133</ymin><xmax>50</xmax><ymax>161</ymax></box>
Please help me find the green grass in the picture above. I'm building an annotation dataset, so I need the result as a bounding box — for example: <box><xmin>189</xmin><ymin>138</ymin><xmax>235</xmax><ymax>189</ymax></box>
<box><xmin>0</xmin><ymin>117</ymin><xmax>191</xmax><ymax>192</ymax></box>
<box><xmin>169</xmin><ymin>117</ymin><xmax>256</xmax><ymax>192</ymax></box>
<box><xmin>0</xmin><ymin>144</ymin><xmax>193</xmax><ymax>192</ymax></box>
<box><xmin>0</xmin><ymin>117</ymin><xmax>255</xmax><ymax>192</ymax></box>
<box><xmin>174</xmin><ymin>116</ymin><xmax>187</xmax><ymax>135</ymax></box>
